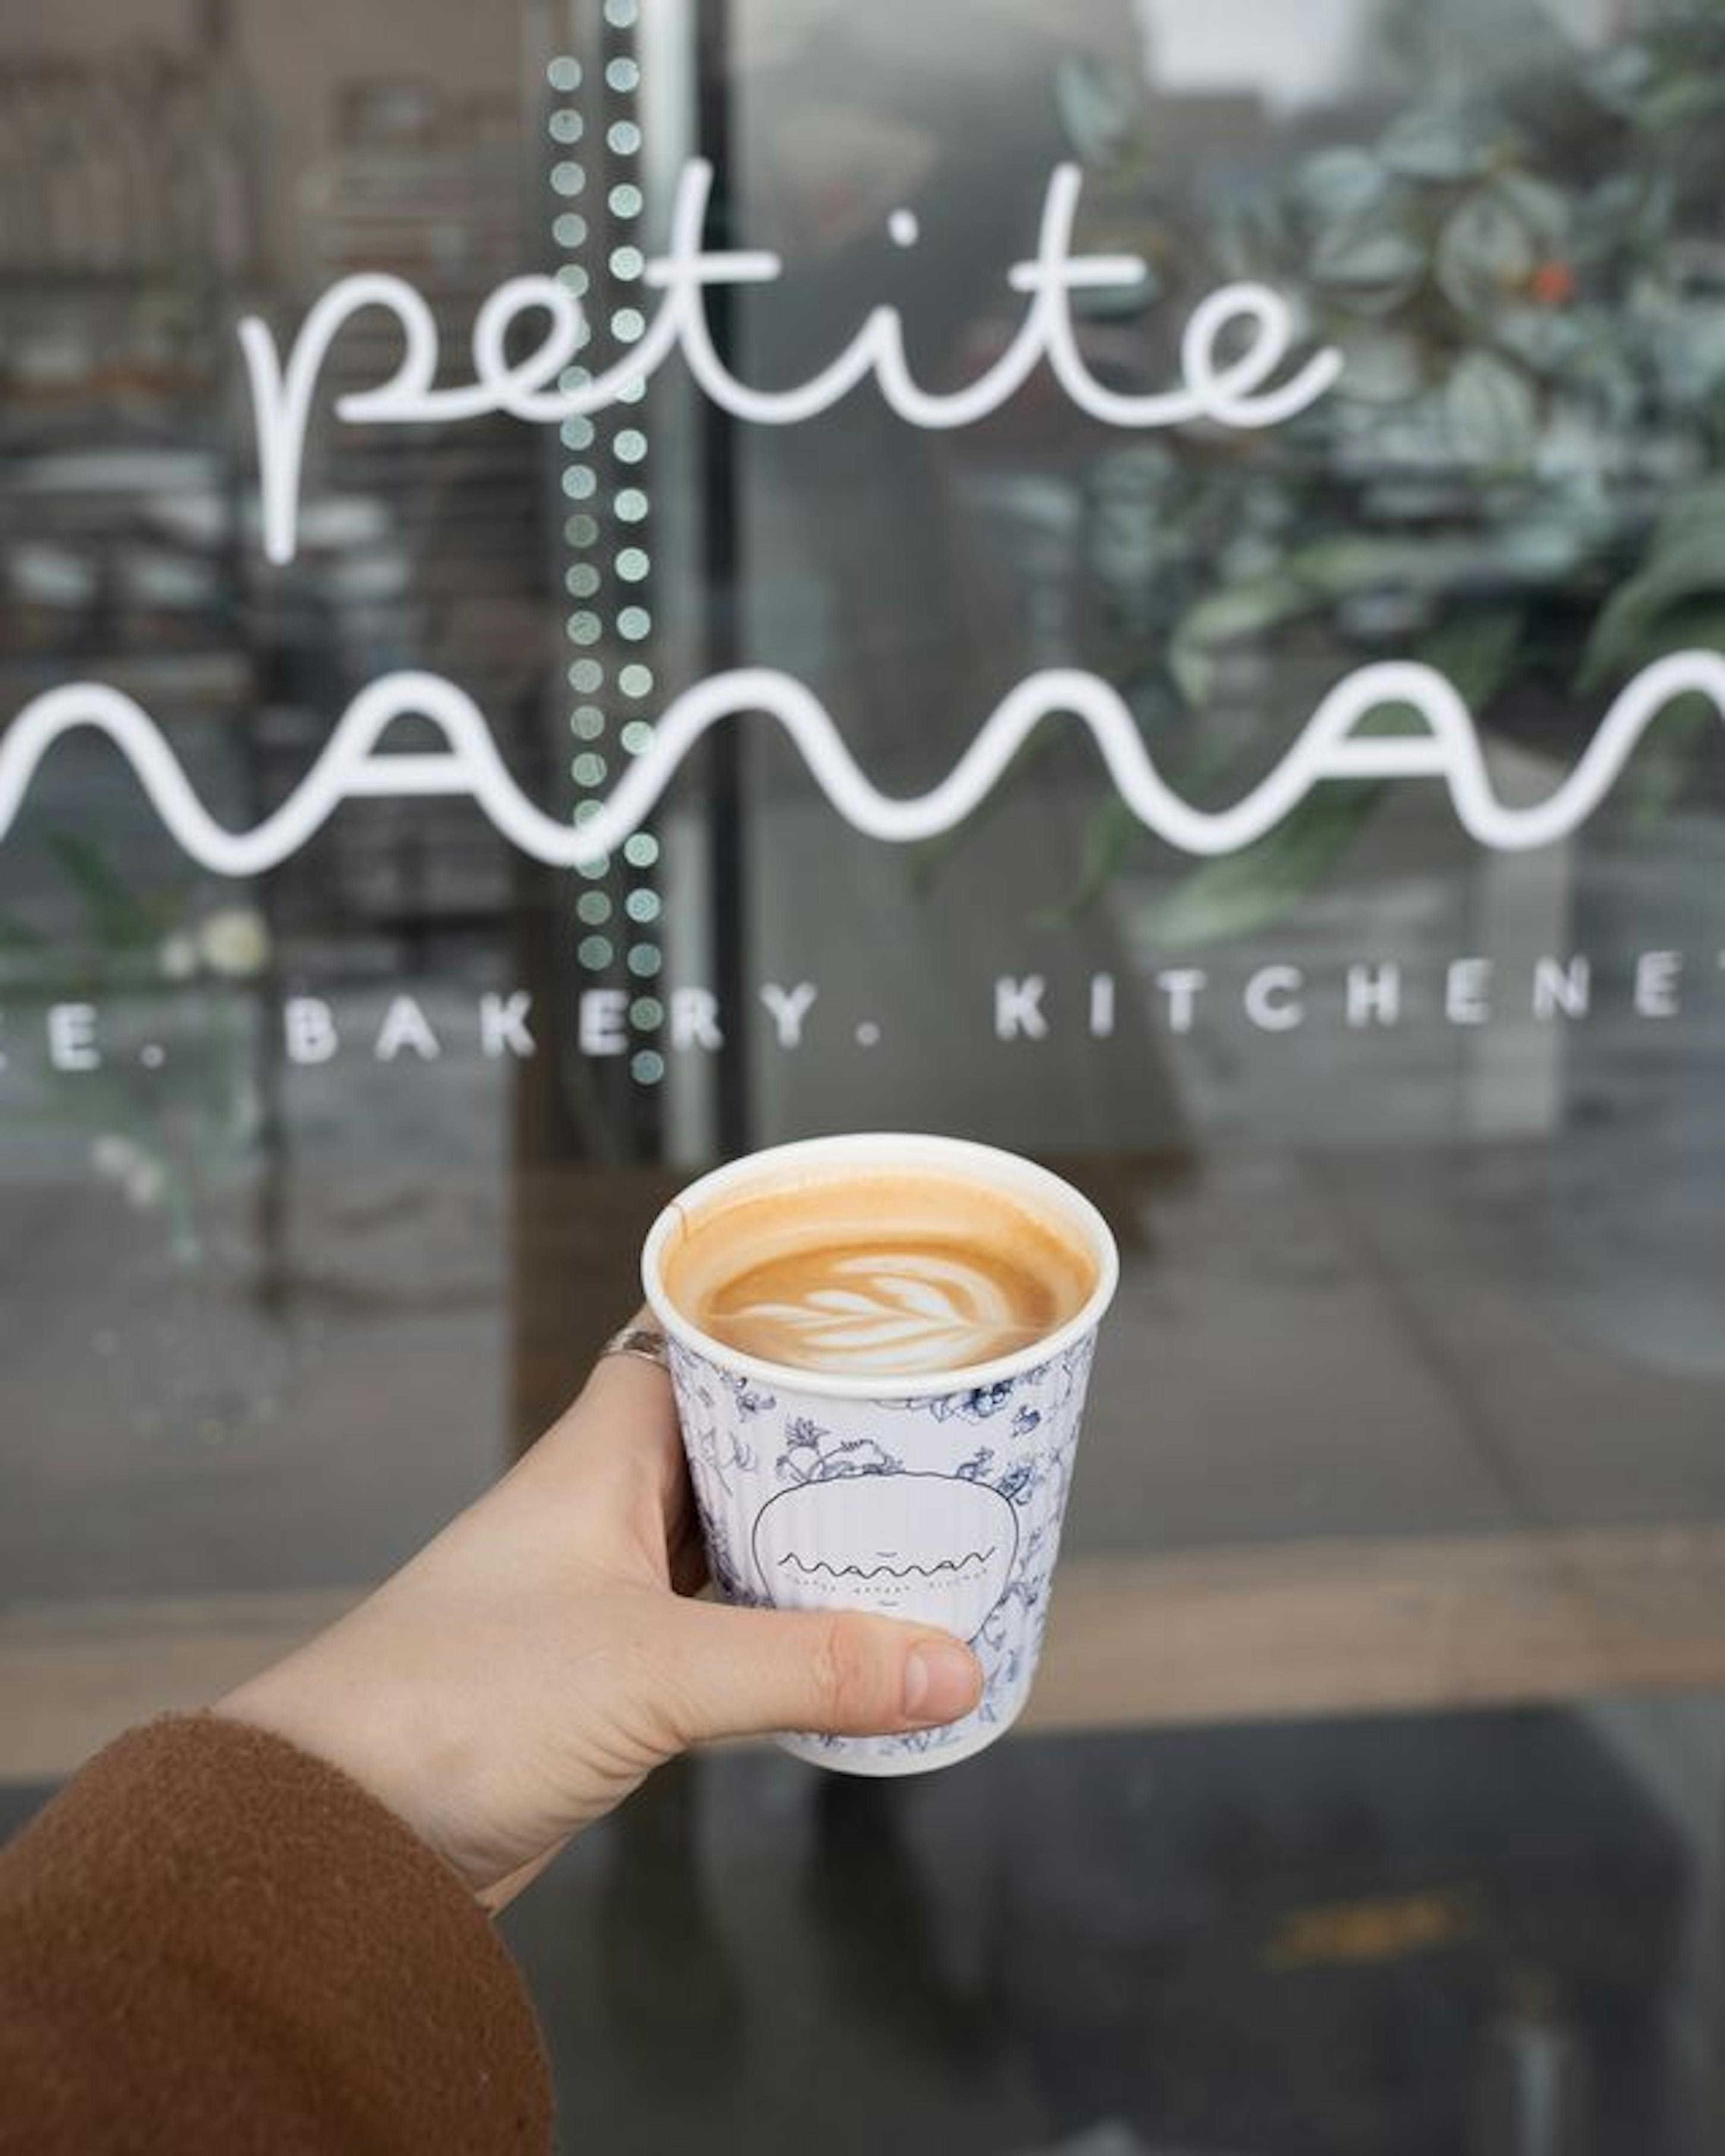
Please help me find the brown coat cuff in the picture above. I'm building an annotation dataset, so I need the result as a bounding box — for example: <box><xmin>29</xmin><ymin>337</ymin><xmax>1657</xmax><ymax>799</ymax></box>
<box><xmin>0</xmin><ymin>1712</ymin><xmax>552</xmax><ymax>2154</ymax></box>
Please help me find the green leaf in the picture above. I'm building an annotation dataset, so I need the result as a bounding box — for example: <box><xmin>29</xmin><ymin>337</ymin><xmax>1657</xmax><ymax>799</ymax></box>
<box><xmin>1579</xmin><ymin>479</ymin><xmax>1725</xmax><ymax>689</ymax></box>
<box><xmin>1295</xmin><ymin>147</ymin><xmax>1389</xmax><ymax>223</ymax></box>
<box><xmin>1310</xmin><ymin>228</ymin><xmax>1427</xmax><ymax>288</ymax></box>
<box><xmin>1053</xmin><ymin>55</ymin><xmax>1141</xmax><ymax>166</ymax></box>
<box><xmin>1378</xmin><ymin>107</ymin><xmax>1494</xmax><ymax>183</ymax></box>
<box><xmin>1421</xmin><ymin>603</ymin><xmax>1525</xmax><ymax>710</ymax></box>
<box><xmin>1167</xmin><ymin>539</ymin><xmax>1494</xmax><ymax>706</ymax></box>
<box><xmin>1290</xmin><ymin>535</ymin><xmax>1473</xmax><ymax>599</ymax></box>
<box><xmin>1634</xmin><ymin>72</ymin><xmax>1725</xmax><ymax>136</ymax></box>
<box><xmin>1445</xmin><ymin>351</ymin><xmax>1539</xmax><ymax>468</ymax></box>
<box><xmin>1436</xmin><ymin>189</ymin><xmax>1536</xmax><ymax>316</ymax></box>
<box><xmin>1135</xmin><ymin>783</ymin><xmax>1386</xmax><ymax>949</ymax></box>
<box><xmin>44</xmin><ymin>831</ymin><xmax>165</xmax><ymax>950</ymax></box>
<box><xmin>1565</xmin><ymin>463</ymin><xmax>1725</xmax><ymax>815</ymax></box>
<box><xmin>1140</xmin><ymin>609</ymin><xmax>1523</xmax><ymax>947</ymax></box>
<box><xmin>1626</xmin><ymin>689</ymin><xmax>1719</xmax><ymax>825</ymax></box>
<box><xmin>1033</xmin><ymin>796</ymin><xmax>1144</xmax><ymax>925</ymax></box>
<box><xmin>1169</xmin><ymin>575</ymin><xmax>1314</xmax><ymax>704</ymax></box>
<box><xmin>1330</xmin><ymin>329</ymin><xmax>1423</xmax><ymax>404</ymax></box>
<box><xmin>1493</xmin><ymin>170</ymin><xmax>1569</xmax><ymax>247</ymax></box>
<box><xmin>0</xmin><ymin>911</ymin><xmax>48</xmax><ymax>950</ymax></box>
<box><xmin>1581</xmin><ymin>43</ymin><xmax>1653</xmax><ymax>117</ymax></box>
<box><xmin>1579</xmin><ymin>593</ymin><xmax>1725</xmax><ymax>822</ymax></box>
<box><xmin>1308</xmin><ymin>223</ymin><xmax>1426</xmax><ymax>314</ymax></box>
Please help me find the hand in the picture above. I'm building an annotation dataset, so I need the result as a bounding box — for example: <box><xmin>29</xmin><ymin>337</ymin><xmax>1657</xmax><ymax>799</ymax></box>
<box><xmin>218</xmin><ymin>1322</ymin><xmax>983</xmax><ymax>1908</ymax></box>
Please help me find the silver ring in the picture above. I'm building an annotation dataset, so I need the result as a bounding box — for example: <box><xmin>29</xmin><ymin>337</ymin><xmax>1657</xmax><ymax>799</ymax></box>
<box><xmin>602</xmin><ymin>1324</ymin><xmax>671</xmax><ymax>1372</ymax></box>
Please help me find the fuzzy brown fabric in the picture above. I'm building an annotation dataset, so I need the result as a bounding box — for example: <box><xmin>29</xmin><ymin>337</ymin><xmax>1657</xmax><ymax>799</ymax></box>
<box><xmin>0</xmin><ymin>1713</ymin><xmax>552</xmax><ymax>2153</ymax></box>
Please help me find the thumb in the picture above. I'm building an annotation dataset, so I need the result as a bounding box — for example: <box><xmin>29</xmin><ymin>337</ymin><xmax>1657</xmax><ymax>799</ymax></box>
<box><xmin>654</xmin><ymin>1599</ymin><xmax>984</xmax><ymax>1748</ymax></box>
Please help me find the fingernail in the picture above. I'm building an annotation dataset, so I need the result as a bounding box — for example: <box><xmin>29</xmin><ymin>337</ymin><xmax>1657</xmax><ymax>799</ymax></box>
<box><xmin>903</xmin><ymin>1640</ymin><xmax>982</xmax><ymax>1725</ymax></box>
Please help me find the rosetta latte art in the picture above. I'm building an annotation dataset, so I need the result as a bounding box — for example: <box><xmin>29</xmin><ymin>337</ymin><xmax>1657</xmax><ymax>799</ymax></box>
<box><xmin>665</xmin><ymin>1168</ymin><xmax>1095</xmax><ymax>1378</ymax></box>
<box><xmin>712</xmin><ymin>1249</ymin><xmax>1051</xmax><ymax>1375</ymax></box>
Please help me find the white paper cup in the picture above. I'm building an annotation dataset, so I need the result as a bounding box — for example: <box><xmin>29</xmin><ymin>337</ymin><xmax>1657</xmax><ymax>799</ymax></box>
<box><xmin>641</xmin><ymin>1133</ymin><xmax>1118</xmax><ymax>1775</ymax></box>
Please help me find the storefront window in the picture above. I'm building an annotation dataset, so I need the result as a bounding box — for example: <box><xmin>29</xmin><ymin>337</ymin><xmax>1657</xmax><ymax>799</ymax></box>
<box><xmin>4</xmin><ymin>2</ymin><xmax>1725</xmax><ymax>2147</ymax></box>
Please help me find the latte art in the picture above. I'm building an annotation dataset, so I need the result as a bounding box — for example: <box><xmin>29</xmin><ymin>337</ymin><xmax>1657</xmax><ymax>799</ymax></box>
<box><xmin>661</xmin><ymin>1167</ymin><xmax>1097</xmax><ymax>1378</ymax></box>
<box><xmin>716</xmin><ymin>1246</ymin><xmax>1054</xmax><ymax>1375</ymax></box>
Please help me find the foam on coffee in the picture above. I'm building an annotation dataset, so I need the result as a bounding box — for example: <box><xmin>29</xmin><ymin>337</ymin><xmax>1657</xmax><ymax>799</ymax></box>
<box><xmin>660</xmin><ymin>1168</ymin><xmax>1098</xmax><ymax>1376</ymax></box>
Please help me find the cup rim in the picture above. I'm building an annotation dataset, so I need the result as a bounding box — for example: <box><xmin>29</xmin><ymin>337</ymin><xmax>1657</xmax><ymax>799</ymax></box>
<box><xmin>640</xmin><ymin>1131</ymin><xmax>1119</xmax><ymax>1400</ymax></box>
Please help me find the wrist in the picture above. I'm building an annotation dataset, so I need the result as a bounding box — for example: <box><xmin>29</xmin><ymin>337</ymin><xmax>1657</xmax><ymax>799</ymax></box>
<box><xmin>218</xmin><ymin>1661</ymin><xmax>470</xmax><ymax>1883</ymax></box>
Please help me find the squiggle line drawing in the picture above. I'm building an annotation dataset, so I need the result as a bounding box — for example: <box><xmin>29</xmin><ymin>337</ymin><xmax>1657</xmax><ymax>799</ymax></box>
<box><xmin>779</xmin><ymin>1549</ymin><xmax>998</xmax><ymax>1580</ymax></box>
<box><xmin>3</xmin><ymin>650</ymin><xmax>1723</xmax><ymax>873</ymax></box>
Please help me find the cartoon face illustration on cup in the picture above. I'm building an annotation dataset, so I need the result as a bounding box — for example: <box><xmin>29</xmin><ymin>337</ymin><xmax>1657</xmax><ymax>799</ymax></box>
<box><xmin>751</xmin><ymin>1473</ymin><xmax>1020</xmax><ymax>1641</ymax></box>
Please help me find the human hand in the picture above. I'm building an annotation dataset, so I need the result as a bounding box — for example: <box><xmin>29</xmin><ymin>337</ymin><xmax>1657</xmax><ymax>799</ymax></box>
<box><xmin>218</xmin><ymin>1323</ymin><xmax>983</xmax><ymax>1908</ymax></box>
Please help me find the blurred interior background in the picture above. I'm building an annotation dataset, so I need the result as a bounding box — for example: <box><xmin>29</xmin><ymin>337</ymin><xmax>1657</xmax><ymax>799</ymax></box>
<box><xmin>3</xmin><ymin>0</ymin><xmax>1725</xmax><ymax>2147</ymax></box>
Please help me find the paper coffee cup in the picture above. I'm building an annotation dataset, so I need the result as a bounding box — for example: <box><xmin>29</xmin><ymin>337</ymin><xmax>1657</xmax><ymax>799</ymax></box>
<box><xmin>641</xmin><ymin>1133</ymin><xmax>1118</xmax><ymax>1776</ymax></box>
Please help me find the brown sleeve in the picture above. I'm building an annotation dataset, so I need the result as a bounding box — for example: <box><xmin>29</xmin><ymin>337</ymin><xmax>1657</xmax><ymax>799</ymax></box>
<box><xmin>0</xmin><ymin>1713</ymin><xmax>553</xmax><ymax>2156</ymax></box>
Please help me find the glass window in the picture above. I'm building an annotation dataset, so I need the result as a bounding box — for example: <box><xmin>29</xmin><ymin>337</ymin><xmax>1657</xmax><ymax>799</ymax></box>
<box><xmin>3</xmin><ymin>3</ymin><xmax>1724</xmax><ymax>2147</ymax></box>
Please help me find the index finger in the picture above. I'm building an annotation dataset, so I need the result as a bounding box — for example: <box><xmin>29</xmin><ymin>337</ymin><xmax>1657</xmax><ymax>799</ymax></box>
<box><xmin>502</xmin><ymin>1310</ymin><xmax>690</xmax><ymax>1542</ymax></box>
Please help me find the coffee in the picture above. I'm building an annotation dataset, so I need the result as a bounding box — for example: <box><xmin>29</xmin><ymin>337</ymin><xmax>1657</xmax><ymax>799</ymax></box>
<box><xmin>659</xmin><ymin>1168</ymin><xmax>1098</xmax><ymax>1376</ymax></box>
<box><xmin>645</xmin><ymin>1134</ymin><xmax>1119</xmax><ymax>1773</ymax></box>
